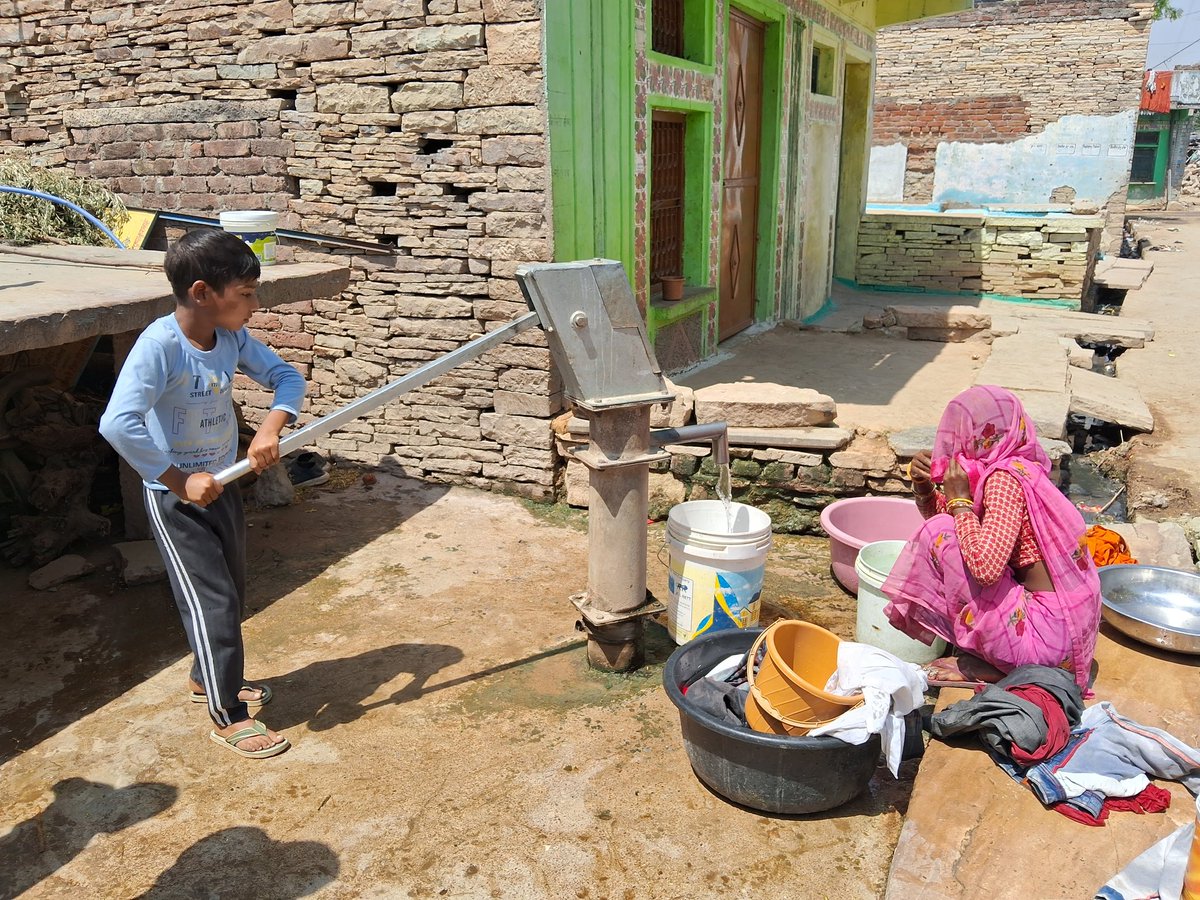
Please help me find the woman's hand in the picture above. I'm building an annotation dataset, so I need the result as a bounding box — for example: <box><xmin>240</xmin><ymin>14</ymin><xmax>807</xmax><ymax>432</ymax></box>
<box><xmin>944</xmin><ymin>458</ymin><xmax>970</xmax><ymax>502</ymax></box>
<box><xmin>909</xmin><ymin>450</ymin><xmax>933</xmax><ymax>485</ymax></box>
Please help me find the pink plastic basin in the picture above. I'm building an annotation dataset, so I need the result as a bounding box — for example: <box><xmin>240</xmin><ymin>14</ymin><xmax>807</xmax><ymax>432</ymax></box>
<box><xmin>820</xmin><ymin>497</ymin><xmax>925</xmax><ymax>594</ymax></box>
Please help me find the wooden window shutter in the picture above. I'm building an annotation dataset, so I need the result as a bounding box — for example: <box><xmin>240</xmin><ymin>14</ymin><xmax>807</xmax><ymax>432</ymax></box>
<box><xmin>652</xmin><ymin>0</ymin><xmax>685</xmax><ymax>58</ymax></box>
<box><xmin>650</xmin><ymin>112</ymin><xmax>686</xmax><ymax>286</ymax></box>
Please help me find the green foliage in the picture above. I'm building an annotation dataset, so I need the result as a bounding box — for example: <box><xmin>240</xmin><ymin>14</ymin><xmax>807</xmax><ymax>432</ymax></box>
<box><xmin>0</xmin><ymin>155</ymin><xmax>128</xmax><ymax>246</ymax></box>
<box><xmin>1154</xmin><ymin>0</ymin><xmax>1182</xmax><ymax>21</ymax></box>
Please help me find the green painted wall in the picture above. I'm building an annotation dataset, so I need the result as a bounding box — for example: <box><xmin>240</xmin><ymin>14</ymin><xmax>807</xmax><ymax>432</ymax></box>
<box><xmin>545</xmin><ymin>0</ymin><xmax>636</xmax><ymax>272</ymax></box>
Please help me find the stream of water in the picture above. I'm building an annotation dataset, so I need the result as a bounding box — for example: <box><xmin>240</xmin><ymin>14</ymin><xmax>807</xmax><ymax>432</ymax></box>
<box><xmin>716</xmin><ymin>462</ymin><xmax>733</xmax><ymax>533</ymax></box>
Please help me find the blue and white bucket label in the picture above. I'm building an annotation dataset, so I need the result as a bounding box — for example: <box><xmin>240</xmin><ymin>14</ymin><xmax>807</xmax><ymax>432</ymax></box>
<box><xmin>667</xmin><ymin>559</ymin><xmax>764</xmax><ymax>643</ymax></box>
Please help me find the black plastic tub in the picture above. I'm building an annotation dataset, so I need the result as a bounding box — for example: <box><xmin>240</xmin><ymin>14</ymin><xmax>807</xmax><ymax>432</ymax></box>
<box><xmin>663</xmin><ymin>627</ymin><xmax>881</xmax><ymax>815</ymax></box>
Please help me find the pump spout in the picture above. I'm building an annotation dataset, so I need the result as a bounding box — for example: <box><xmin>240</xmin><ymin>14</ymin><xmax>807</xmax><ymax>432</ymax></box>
<box><xmin>649</xmin><ymin>421</ymin><xmax>729</xmax><ymax>467</ymax></box>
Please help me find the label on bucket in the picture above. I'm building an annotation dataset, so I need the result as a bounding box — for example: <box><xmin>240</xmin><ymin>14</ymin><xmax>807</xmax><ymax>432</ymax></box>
<box><xmin>234</xmin><ymin>230</ymin><xmax>277</xmax><ymax>265</ymax></box>
<box><xmin>667</xmin><ymin>558</ymin><xmax>764</xmax><ymax>644</ymax></box>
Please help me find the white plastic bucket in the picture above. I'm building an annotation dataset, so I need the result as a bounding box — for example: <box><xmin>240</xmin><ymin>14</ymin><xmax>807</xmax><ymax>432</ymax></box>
<box><xmin>665</xmin><ymin>500</ymin><xmax>772</xmax><ymax>645</ymax></box>
<box><xmin>854</xmin><ymin>540</ymin><xmax>946</xmax><ymax>664</ymax></box>
<box><xmin>219</xmin><ymin>210</ymin><xmax>278</xmax><ymax>266</ymax></box>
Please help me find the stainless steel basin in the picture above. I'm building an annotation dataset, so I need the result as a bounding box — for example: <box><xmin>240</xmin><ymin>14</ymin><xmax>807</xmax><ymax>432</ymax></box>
<box><xmin>1098</xmin><ymin>564</ymin><xmax>1200</xmax><ymax>655</ymax></box>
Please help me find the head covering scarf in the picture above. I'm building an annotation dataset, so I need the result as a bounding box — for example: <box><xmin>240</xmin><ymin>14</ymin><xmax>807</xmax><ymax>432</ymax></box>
<box><xmin>922</xmin><ymin>385</ymin><xmax>1100</xmax><ymax>688</ymax></box>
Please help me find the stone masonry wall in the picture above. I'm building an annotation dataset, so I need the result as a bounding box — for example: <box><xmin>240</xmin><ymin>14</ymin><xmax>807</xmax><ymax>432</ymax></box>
<box><xmin>856</xmin><ymin>212</ymin><xmax>1102</xmax><ymax>301</ymax></box>
<box><xmin>0</xmin><ymin>0</ymin><xmax>560</xmax><ymax>500</ymax></box>
<box><xmin>872</xmin><ymin>0</ymin><xmax>1152</xmax><ymax>245</ymax></box>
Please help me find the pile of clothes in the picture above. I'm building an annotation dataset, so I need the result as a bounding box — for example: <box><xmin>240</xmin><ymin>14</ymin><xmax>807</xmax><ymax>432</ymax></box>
<box><xmin>926</xmin><ymin>665</ymin><xmax>1200</xmax><ymax>900</ymax></box>
<box><xmin>930</xmin><ymin>665</ymin><xmax>1200</xmax><ymax>827</ymax></box>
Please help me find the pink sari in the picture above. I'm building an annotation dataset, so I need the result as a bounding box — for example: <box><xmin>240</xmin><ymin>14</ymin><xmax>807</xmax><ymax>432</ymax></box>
<box><xmin>882</xmin><ymin>386</ymin><xmax>1101</xmax><ymax>690</ymax></box>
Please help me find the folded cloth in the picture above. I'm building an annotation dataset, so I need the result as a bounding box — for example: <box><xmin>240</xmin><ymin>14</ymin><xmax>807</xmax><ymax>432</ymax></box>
<box><xmin>1085</xmin><ymin>524</ymin><xmax>1138</xmax><ymax>567</ymax></box>
<box><xmin>1095</xmin><ymin>819</ymin><xmax>1194</xmax><ymax>899</ymax></box>
<box><xmin>808</xmin><ymin>642</ymin><xmax>927</xmax><ymax>777</ymax></box>
<box><xmin>930</xmin><ymin>664</ymin><xmax>1084</xmax><ymax>759</ymax></box>
<box><xmin>1008</xmin><ymin>684</ymin><xmax>1073</xmax><ymax>765</ymax></box>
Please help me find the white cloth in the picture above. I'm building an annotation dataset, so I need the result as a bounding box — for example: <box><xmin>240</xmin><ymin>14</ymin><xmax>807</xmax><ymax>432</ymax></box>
<box><xmin>1096</xmin><ymin>820</ymin><xmax>1194</xmax><ymax>900</ymax></box>
<box><xmin>808</xmin><ymin>642</ymin><xmax>928</xmax><ymax>777</ymax></box>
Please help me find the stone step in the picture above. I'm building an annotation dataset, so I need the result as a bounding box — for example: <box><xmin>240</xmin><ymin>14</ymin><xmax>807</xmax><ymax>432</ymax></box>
<box><xmin>692</xmin><ymin>382</ymin><xmax>837</xmax><ymax>427</ymax></box>
<box><xmin>564</xmin><ymin>418</ymin><xmax>853</xmax><ymax>452</ymax></box>
<box><xmin>1068</xmin><ymin>367</ymin><xmax>1154</xmax><ymax>432</ymax></box>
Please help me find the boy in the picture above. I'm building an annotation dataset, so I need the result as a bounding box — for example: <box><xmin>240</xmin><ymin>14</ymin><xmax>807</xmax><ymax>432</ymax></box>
<box><xmin>100</xmin><ymin>229</ymin><xmax>305</xmax><ymax>759</ymax></box>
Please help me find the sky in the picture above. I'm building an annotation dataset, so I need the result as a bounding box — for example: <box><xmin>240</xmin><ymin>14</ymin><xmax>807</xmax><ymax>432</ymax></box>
<box><xmin>1146</xmin><ymin>0</ymin><xmax>1200</xmax><ymax>70</ymax></box>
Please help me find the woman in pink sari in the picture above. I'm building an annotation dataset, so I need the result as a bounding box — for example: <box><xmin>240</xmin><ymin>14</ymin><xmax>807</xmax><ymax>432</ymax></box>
<box><xmin>883</xmin><ymin>385</ymin><xmax>1101</xmax><ymax>691</ymax></box>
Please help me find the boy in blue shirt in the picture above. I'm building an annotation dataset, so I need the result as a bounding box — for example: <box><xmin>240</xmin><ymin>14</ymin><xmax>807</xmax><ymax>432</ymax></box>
<box><xmin>100</xmin><ymin>229</ymin><xmax>306</xmax><ymax>759</ymax></box>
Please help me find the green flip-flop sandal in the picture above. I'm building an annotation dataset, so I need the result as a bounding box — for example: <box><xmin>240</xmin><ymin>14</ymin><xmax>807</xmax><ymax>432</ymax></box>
<box><xmin>209</xmin><ymin>721</ymin><xmax>290</xmax><ymax>759</ymax></box>
<box><xmin>189</xmin><ymin>683</ymin><xmax>272</xmax><ymax>709</ymax></box>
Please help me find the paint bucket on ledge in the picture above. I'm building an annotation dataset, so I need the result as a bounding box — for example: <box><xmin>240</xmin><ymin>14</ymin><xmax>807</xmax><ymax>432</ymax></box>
<box><xmin>854</xmin><ymin>540</ymin><xmax>946</xmax><ymax>664</ymax></box>
<box><xmin>665</xmin><ymin>500</ymin><xmax>771</xmax><ymax>644</ymax></box>
<box><xmin>219</xmin><ymin>210</ymin><xmax>278</xmax><ymax>266</ymax></box>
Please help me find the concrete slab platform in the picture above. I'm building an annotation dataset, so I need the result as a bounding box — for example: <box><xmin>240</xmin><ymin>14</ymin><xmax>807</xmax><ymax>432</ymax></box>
<box><xmin>887</xmin><ymin>629</ymin><xmax>1200</xmax><ymax>900</ymax></box>
<box><xmin>1</xmin><ymin>245</ymin><xmax>350</xmax><ymax>355</ymax></box>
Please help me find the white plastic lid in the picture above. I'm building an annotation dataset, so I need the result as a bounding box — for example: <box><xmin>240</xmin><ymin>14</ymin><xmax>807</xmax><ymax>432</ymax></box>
<box><xmin>219</xmin><ymin>210</ymin><xmax>278</xmax><ymax>228</ymax></box>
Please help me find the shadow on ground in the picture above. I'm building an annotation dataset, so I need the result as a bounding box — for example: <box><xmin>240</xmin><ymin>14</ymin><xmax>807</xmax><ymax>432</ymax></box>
<box><xmin>0</xmin><ymin>472</ymin><xmax>448</xmax><ymax>765</ymax></box>
<box><xmin>0</xmin><ymin>777</ymin><xmax>178</xmax><ymax>897</ymax></box>
<box><xmin>138</xmin><ymin>826</ymin><xmax>339</xmax><ymax>899</ymax></box>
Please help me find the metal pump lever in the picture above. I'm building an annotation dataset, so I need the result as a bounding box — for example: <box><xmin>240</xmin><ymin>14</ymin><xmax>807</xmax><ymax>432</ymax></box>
<box><xmin>212</xmin><ymin>311</ymin><xmax>541</xmax><ymax>486</ymax></box>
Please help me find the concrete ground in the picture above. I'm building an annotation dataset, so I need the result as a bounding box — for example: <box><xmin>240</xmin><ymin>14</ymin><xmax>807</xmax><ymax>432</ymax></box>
<box><xmin>1115</xmin><ymin>210</ymin><xmax>1200</xmax><ymax>517</ymax></box>
<box><xmin>678</xmin><ymin>327</ymin><xmax>987</xmax><ymax>433</ymax></box>
<box><xmin>0</xmin><ymin>471</ymin><xmax>913</xmax><ymax>899</ymax></box>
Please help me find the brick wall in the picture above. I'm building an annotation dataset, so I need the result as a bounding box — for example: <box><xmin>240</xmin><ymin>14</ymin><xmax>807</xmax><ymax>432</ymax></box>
<box><xmin>0</xmin><ymin>0</ymin><xmax>560</xmax><ymax>500</ymax></box>
<box><xmin>872</xmin><ymin>0</ymin><xmax>1153</xmax><ymax>243</ymax></box>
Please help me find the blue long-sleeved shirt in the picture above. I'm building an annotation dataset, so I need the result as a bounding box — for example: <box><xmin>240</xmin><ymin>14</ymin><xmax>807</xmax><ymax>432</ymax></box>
<box><xmin>99</xmin><ymin>314</ymin><xmax>306</xmax><ymax>489</ymax></box>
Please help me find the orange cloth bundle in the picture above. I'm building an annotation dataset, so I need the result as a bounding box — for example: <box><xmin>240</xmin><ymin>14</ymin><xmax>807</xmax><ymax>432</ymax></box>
<box><xmin>1085</xmin><ymin>525</ymin><xmax>1138</xmax><ymax>567</ymax></box>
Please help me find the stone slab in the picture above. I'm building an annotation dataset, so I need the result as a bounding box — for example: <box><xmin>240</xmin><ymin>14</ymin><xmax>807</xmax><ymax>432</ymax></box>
<box><xmin>1109</xmin><ymin>521</ymin><xmax>1193</xmax><ymax>569</ymax></box>
<box><xmin>1094</xmin><ymin>257</ymin><xmax>1154</xmax><ymax>291</ymax></box>
<box><xmin>0</xmin><ymin>246</ymin><xmax>351</xmax><ymax>356</ymax></box>
<box><xmin>693</xmin><ymin>382</ymin><xmax>837</xmax><ymax>428</ymax></box>
<box><xmin>828</xmin><ymin>434</ymin><xmax>897</xmax><ymax>473</ymax></box>
<box><xmin>727</xmin><ymin>426</ymin><xmax>853</xmax><ymax>451</ymax></box>
<box><xmin>1010</xmin><ymin>389</ymin><xmax>1070</xmax><ymax>441</ymax></box>
<box><xmin>1069</xmin><ymin>368</ymin><xmax>1155</xmax><ymax>432</ymax></box>
<box><xmin>651</xmin><ymin>378</ymin><xmax>695</xmax><ymax>429</ymax></box>
<box><xmin>1060</xmin><ymin>337</ymin><xmax>1094</xmax><ymax>369</ymax></box>
<box><xmin>887</xmin><ymin>630</ymin><xmax>1200</xmax><ymax>900</ymax></box>
<box><xmin>28</xmin><ymin>555</ymin><xmax>94</xmax><ymax>590</ymax></box>
<box><xmin>975</xmin><ymin>333</ymin><xmax>1069</xmax><ymax>394</ymax></box>
<box><xmin>887</xmin><ymin>305</ymin><xmax>991</xmax><ymax>330</ymax></box>
<box><xmin>563</xmin><ymin>418</ymin><xmax>852</xmax><ymax>452</ymax></box>
<box><xmin>990</xmin><ymin>308</ymin><xmax>1155</xmax><ymax>349</ymax></box>
<box><xmin>114</xmin><ymin>540</ymin><xmax>167</xmax><ymax>586</ymax></box>
<box><xmin>887</xmin><ymin>425</ymin><xmax>938</xmax><ymax>458</ymax></box>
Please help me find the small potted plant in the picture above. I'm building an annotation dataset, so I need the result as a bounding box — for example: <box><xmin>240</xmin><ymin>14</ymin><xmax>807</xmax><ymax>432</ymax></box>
<box><xmin>660</xmin><ymin>274</ymin><xmax>685</xmax><ymax>301</ymax></box>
